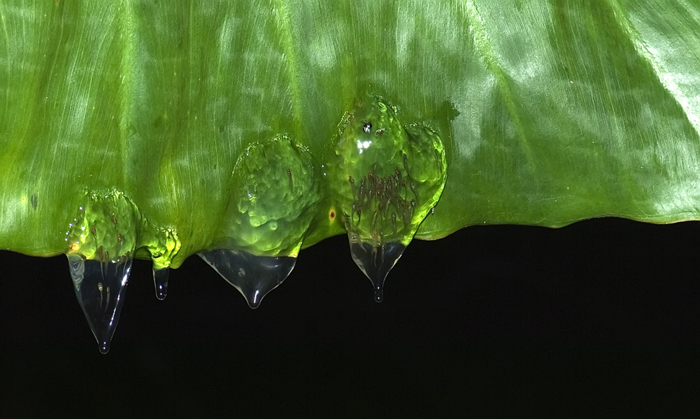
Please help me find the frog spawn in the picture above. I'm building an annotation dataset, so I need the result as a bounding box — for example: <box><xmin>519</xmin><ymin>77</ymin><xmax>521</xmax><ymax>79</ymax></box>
<box><xmin>65</xmin><ymin>191</ymin><xmax>139</xmax><ymax>354</ymax></box>
<box><xmin>331</xmin><ymin>96</ymin><xmax>447</xmax><ymax>302</ymax></box>
<box><xmin>65</xmin><ymin>190</ymin><xmax>181</xmax><ymax>353</ymax></box>
<box><xmin>200</xmin><ymin>136</ymin><xmax>323</xmax><ymax>309</ymax></box>
<box><xmin>63</xmin><ymin>97</ymin><xmax>446</xmax><ymax>353</ymax></box>
<box><xmin>347</xmin><ymin>162</ymin><xmax>423</xmax><ymax>301</ymax></box>
<box><xmin>146</xmin><ymin>227</ymin><xmax>181</xmax><ymax>301</ymax></box>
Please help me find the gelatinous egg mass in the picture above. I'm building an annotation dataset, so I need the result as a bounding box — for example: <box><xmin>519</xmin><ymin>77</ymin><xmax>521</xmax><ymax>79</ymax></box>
<box><xmin>330</xmin><ymin>95</ymin><xmax>447</xmax><ymax>301</ymax></box>
<box><xmin>216</xmin><ymin>136</ymin><xmax>322</xmax><ymax>257</ymax></box>
<box><xmin>200</xmin><ymin>136</ymin><xmax>323</xmax><ymax>308</ymax></box>
<box><xmin>64</xmin><ymin>190</ymin><xmax>182</xmax><ymax>352</ymax></box>
<box><xmin>64</xmin><ymin>190</ymin><xmax>140</xmax><ymax>354</ymax></box>
<box><xmin>65</xmin><ymin>190</ymin><xmax>140</xmax><ymax>264</ymax></box>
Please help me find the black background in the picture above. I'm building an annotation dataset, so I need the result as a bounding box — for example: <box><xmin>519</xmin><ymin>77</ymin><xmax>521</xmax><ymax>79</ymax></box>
<box><xmin>2</xmin><ymin>218</ymin><xmax>699</xmax><ymax>416</ymax></box>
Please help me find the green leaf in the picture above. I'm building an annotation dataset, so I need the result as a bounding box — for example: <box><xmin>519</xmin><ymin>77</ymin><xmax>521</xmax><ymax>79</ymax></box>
<box><xmin>1</xmin><ymin>0</ymin><xmax>699</xmax><ymax>268</ymax></box>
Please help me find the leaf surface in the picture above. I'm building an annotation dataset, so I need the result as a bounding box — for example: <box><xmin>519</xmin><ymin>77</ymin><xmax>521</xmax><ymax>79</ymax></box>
<box><xmin>1</xmin><ymin>1</ymin><xmax>699</xmax><ymax>266</ymax></box>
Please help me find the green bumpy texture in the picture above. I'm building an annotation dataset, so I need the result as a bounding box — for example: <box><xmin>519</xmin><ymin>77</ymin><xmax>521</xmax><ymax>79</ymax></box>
<box><xmin>1</xmin><ymin>1</ymin><xmax>700</xmax><ymax>267</ymax></box>
<box><xmin>65</xmin><ymin>189</ymin><xmax>181</xmax><ymax>270</ymax></box>
<box><xmin>65</xmin><ymin>190</ymin><xmax>140</xmax><ymax>264</ymax></box>
<box><xmin>213</xmin><ymin>136</ymin><xmax>322</xmax><ymax>257</ymax></box>
<box><xmin>329</xmin><ymin>97</ymin><xmax>446</xmax><ymax>246</ymax></box>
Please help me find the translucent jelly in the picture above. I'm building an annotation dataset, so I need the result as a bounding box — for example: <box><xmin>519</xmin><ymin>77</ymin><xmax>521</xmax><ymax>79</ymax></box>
<box><xmin>200</xmin><ymin>249</ymin><xmax>295</xmax><ymax>309</ymax></box>
<box><xmin>67</xmin><ymin>254</ymin><xmax>132</xmax><ymax>354</ymax></box>
<box><xmin>203</xmin><ymin>136</ymin><xmax>323</xmax><ymax>307</ymax></box>
<box><xmin>329</xmin><ymin>96</ymin><xmax>447</xmax><ymax>300</ymax></box>
<box><xmin>63</xmin><ymin>191</ymin><xmax>140</xmax><ymax>353</ymax></box>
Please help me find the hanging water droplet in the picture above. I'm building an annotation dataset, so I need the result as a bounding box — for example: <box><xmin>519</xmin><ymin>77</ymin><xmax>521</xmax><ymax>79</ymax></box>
<box><xmin>349</xmin><ymin>239</ymin><xmax>406</xmax><ymax>303</ymax></box>
<box><xmin>67</xmin><ymin>254</ymin><xmax>132</xmax><ymax>354</ymax></box>
<box><xmin>199</xmin><ymin>249</ymin><xmax>296</xmax><ymax>309</ymax></box>
<box><xmin>329</xmin><ymin>95</ymin><xmax>447</xmax><ymax>301</ymax></box>
<box><xmin>152</xmin><ymin>267</ymin><xmax>169</xmax><ymax>300</ymax></box>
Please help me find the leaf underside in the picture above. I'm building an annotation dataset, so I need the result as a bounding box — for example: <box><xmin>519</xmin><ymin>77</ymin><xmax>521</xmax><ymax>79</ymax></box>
<box><xmin>1</xmin><ymin>1</ymin><xmax>699</xmax><ymax>266</ymax></box>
